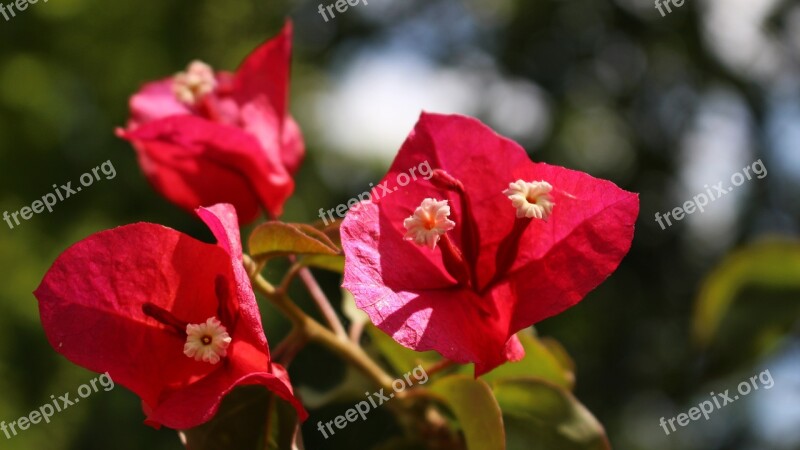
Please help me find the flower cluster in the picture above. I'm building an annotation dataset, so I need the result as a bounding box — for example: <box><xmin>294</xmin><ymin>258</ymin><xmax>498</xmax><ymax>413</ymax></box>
<box><xmin>33</xmin><ymin>19</ymin><xmax>639</xmax><ymax>439</ymax></box>
<box><xmin>37</xmin><ymin>23</ymin><xmax>307</xmax><ymax>430</ymax></box>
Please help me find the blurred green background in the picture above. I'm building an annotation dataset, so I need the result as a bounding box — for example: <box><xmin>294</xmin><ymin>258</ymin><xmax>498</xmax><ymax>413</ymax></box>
<box><xmin>1</xmin><ymin>0</ymin><xmax>799</xmax><ymax>449</ymax></box>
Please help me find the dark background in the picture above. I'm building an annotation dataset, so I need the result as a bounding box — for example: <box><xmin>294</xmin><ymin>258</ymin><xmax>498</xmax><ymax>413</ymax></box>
<box><xmin>1</xmin><ymin>0</ymin><xmax>799</xmax><ymax>449</ymax></box>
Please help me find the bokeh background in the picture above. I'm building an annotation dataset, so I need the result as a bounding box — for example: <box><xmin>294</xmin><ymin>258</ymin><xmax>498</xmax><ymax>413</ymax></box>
<box><xmin>1</xmin><ymin>0</ymin><xmax>799</xmax><ymax>449</ymax></box>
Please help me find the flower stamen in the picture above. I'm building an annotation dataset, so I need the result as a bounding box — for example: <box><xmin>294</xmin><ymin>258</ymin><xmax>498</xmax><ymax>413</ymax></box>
<box><xmin>142</xmin><ymin>302</ymin><xmax>188</xmax><ymax>336</ymax></box>
<box><xmin>403</xmin><ymin>198</ymin><xmax>456</xmax><ymax>250</ymax></box>
<box><xmin>184</xmin><ymin>317</ymin><xmax>232</xmax><ymax>365</ymax></box>
<box><xmin>503</xmin><ymin>180</ymin><xmax>555</xmax><ymax>220</ymax></box>
<box><xmin>172</xmin><ymin>60</ymin><xmax>217</xmax><ymax>105</ymax></box>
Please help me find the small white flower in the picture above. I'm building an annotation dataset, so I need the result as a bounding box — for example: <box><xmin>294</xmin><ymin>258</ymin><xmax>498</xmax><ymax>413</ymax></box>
<box><xmin>503</xmin><ymin>180</ymin><xmax>555</xmax><ymax>220</ymax></box>
<box><xmin>172</xmin><ymin>60</ymin><xmax>217</xmax><ymax>105</ymax></box>
<box><xmin>403</xmin><ymin>198</ymin><xmax>456</xmax><ymax>250</ymax></box>
<box><xmin>183</xmin><ymin>317</ymin><xmax>232</xmax><ymax>364</ymax></box>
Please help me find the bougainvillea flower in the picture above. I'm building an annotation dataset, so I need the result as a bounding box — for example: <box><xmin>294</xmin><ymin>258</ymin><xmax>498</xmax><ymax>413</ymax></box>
<box><xmin>117</xmin><ymin>22</ymin><xmax>303</xmax><ymax>223</ymax></box>
<box><xmin>341</xmin><ymin>113</ymin><xmax>639</xmax><ymax>375</ymax></box>
<box><xmin>34</xmin><ymin>203</ymin><xmax>307</xmax><ymax>429</ymax></box>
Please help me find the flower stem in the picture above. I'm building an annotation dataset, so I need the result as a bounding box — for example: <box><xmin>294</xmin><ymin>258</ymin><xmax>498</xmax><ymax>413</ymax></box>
<box><xmin>297</xmin><ymin>266</ymin><xmax>348</xmax><ymax>340</ymax></box>
<box><xmin>244</xmin><ymin>256</ymin><xmax>395</xmax><ymax>390</ymax></box>
<box><xmin>278</xmin><ymin>262</ymin><xmax>304</xmax><ymax>293</ymax></box>
<box><xmin>424</xmin><ymin>359</ymin><xmax>458</xmax><ymax>378</ymax></box>
<box><xmin>272</xmin><ymin>327</ymin><xmax>307</xmax><ymax>367</ymax></box>
<box><xmin>349</xmin><ymin>319</ymin><xmax>365</xmax><ymax>343</ymax></box>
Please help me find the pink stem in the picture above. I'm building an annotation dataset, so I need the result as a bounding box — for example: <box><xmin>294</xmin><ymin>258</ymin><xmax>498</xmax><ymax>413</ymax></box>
<box><xmin>298</xmin><ymin>267</ymin><xmax>348</xmax><ymax>340</ymax></box>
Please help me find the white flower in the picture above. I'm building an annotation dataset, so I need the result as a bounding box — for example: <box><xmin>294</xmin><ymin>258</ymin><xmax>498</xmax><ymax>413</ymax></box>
<box><xmin>403</xmin><ymin>198</ymin><xmax>456</xmax><ymax>250</ymax></box>
<box><xmin>183</xmin><ymin>317</ymin><xmax>232</xmax><ymax>364</ymax></box>
<box><xmin>503</xmin><ymin>180</ymin><xmax>555</xmax><ymax>220</ymax></box>
<box><xmin>172</xmin><ymin>60</ymin><xmax>217</xmax><ymax>105</ymax></box>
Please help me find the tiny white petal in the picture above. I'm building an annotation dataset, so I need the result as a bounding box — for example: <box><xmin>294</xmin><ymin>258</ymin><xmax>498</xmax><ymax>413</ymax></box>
<box><xmin>403</xmin><ymin>198</ymin><xmax>456</xmax><ymax>250</ymax></box>
<box><xmin>172</xmin><ymin>60</ymin><xmax>217</xmax><ymax>105</ymax></box>
<box><xmin>183</xmin><ymin>317</ymin><xmax>232</xmax><ymax>365</ymax></box>
<box><xmin>503</xmin><ymin>180</ymin><xmax>555</xmax><ymax>220</ymax></box>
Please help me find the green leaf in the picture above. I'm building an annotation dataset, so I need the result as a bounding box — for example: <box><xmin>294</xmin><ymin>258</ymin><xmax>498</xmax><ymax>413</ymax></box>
<box><xmin>692</xmin><ymin>239</ymin><xmax>800</xmax><ymax>346</ymax></box>
<box><xmin>293</xmin><ymin>223</ymin><xmax>340</xmax><ymax>250</ymax></box>
<box><xmin>301</xmin><ymin>254</ymin><xmax>345</xmax><ymax>273</ymax></box>
<box><xmin>365</xmin><ymin>324</ymin><xmax>440</xmax><ymax>374</ymax></box>
<box><xmin>264</xmin><ymin>393</ymin><xmax>303</xmax><ymax>450</ymax></box>
<box><xmin>249</xmin><ymin>221</ymin><xmax>340</xmax><ymax>260</ymax></box>
<box><xmin>315</xmin><ymin>218</ymin><xmax>343</xmax><ymax>249</ymax></box>
<box><xmin>180</xmin><ymin>385</ymin><xmax>301</xmax><ymax>450</ymax></box>
<box><xmin>429</xmin><ymin>375</ymin><xmax>505</xmax><ymax>450</ymax></box>
<box><xmin>300</xmin><ymin>222</ymin><xmax>344</xmax><ymax>272</ymax></box>
<box><xmin>540</xmin><ymin>337</ymin><xmax>576</xmax><ymax>376</ymax></box>
<box><xmin>462</xmin><ymin>330</ymin><xmax>575</xmax><ymax>391</ymax></box>
<box><xmin>492</xmin><ymin>378</ymin><xmax>610</xmax><ymax>450</ymax></box>
<box><xmin>296</xmin><ymin>365</ymin><xmax>370</xmax><ymax>408</ymax></box>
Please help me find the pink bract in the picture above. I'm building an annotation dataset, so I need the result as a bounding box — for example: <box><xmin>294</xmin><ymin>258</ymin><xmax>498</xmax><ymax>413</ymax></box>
<box><xmin>34</xmin><ymin>203</ymin><xmax>307</xmax><ymax>429</ymax></box>
<box><xmin>341</xmin><ymin>112</ymin><xmax>639</xmax><ymax>375</ymax></box>
<box><xmin>118</xmin><ymin>22</ymin><xmax>303</xmax><ymax>223</ymax></box>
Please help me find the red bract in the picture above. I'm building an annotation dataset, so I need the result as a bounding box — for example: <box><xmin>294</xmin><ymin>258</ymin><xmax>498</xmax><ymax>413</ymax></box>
<box><xmin>34</xmin><ymin>203</ymin><xmax>307</xmax><ymax>429</ymax></box>
<box><xmin>341</xmin><ymin>113</ymin><xmax>639</xmax><ymax>375</ymax></box>
<box><xmin>117</xmin><ymin>22</ymin><xmax>303</xmax><ymax>223</ymax></box>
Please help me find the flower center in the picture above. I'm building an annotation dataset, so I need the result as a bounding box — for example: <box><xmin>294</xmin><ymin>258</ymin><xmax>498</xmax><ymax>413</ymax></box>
<box><xmin>403</xmin><ymin>198</ymin><xmax>456</xmax><ymax>250</ymax></box>
<box><xmin>403</xmin><ymin>197</ymin><xmax>476</xmax><ymax>289</ymax></box>
<box><xmin>503</xmin><ymin>180</ymin><xmax>555</xmax><ymax>220</ymax></box>
<box><xmin>172</xmin><ymin>60</ymin><xmax>217</xmax><ymax>105</ymax></box>
<box><xmin>398</xmin><ymin>173</ymin><xmax>560</xmax><ymax>308</ymax></box>
<box><xmin>479</xmin><ymin>179</ymin><xmax>557</xmax><ymax>294</ymax></box>
<box><xmin>183</xmin><ymin>317</ymin><xmax>232</xmax><ymax>365</ymax></box>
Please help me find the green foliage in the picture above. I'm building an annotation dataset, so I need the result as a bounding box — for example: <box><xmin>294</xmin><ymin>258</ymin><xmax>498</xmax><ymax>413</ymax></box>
<box><xmin>249</xmin><ymin>221</ymin><xmax>340</xmax><ymax>260</ymax></box>
<box><xmin>429</xmin><ymin>375</ymin><xmax>505</xmax><ymax>450</ymax></box>
<box><xmin>300</xmin><ymin>254</ymin><xmax>345</xmax><ymax>273</ymax></box>
<box><xmin>460</xmin><ymin>330</ymin><xmax>575</xmax><ymax>391</ymax></box>
<box><xmin>493</xmin><ymin>379</ymin><xmax>610</xmax><ymax>450</ymax></box>
<box><xmin>363</xmin><ymin>324</ymin><xmax>608</xmax><ymax>450</ymax></box>
<box><xmin>365</xmin><ymin>324</ymin><xmax>441</xmax><ymax>373</ymax></box>
<box><xmin>181</xmin><ymin>386</ymin><xmax>301</xmax><ymax>450</ymax></box>
<box><xmin>693</xmin><ymin>239</ymin><xmax>800</xmax><ymax>346</ymax></box>
<box><xmin>692</xmin><ymin>239</ymin><xmax>800</xmax><ymax>375</ymax></box>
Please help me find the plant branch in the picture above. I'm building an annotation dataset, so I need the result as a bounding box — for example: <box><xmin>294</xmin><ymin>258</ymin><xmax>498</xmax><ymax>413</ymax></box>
<box><xmin>272</xmin><ymin>328</ymin><xmax>308</xmax><ymax>367</ymax></box>
<box><xmin>278</xmin><ymin>262</ymin><xmax>304</xmax><ymax>293</ymax></box>
<box><xmin>297</xmin><ymin>266</ymin><xmax>348</xmax><ymax>340</ymax></box>
<box><xmin>424</xmin><ymin>359</ymin><xmax>458</xmax><ymax>378</ymax></box>
<box><xmin>349</xmin><ymin>319</ymin><xmax>366</xmax><ymax>344</ymax></box>
<box><xmin>244</xmin><ymin>255</ymin><xmax>394</xmax><ymax>390</ymax></box>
